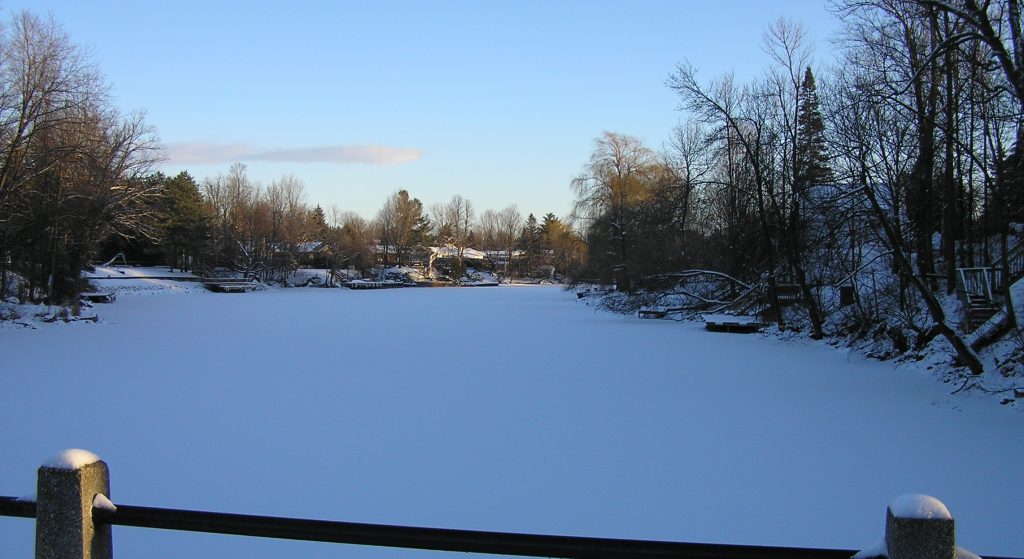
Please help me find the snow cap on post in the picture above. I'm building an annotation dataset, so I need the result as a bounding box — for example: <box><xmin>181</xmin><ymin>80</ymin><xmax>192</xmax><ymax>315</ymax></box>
<box><xmin>885</xmin><ymin>494</ymin><xmax>954</xmax><ymax>559</ymax></box>
<box><xmin>42</xmin><ymin>449</ymin><xmax>102</xmax><ymax>470</ymax></box>
<box><xmin>36</xmin><ymin>449</ymin><xmax>112</xmax><ymax>559</ymax></box>
<box><xmin>889</xmin><ymin>494</ymin><xmax>952</xmax><ymax>520</ymax></box>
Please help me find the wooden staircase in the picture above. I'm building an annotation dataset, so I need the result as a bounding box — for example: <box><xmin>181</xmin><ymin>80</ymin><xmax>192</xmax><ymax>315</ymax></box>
<box><xmin>956</xmin><ymin>240</ymin><xmax>1024</xmax><ymax>332</ymax></box>
<box><xmin>960</xmin><ymin>281</ymin><xmax>999</xmax><ymax>331</ymax></box>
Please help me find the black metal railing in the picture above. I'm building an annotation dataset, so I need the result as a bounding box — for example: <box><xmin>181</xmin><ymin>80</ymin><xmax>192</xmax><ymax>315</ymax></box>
<box><xmin>4</xmin><ymin>495</ymin><xmax>1020</xmax><ymax>559</ymax></box>
<box><xmin>0</xmin><ymin>496</ymin><xmax>35</xmax><ymax>519</ymax></box>
<box><xmin>2</xmin><ymin>496</ymin><xmax>858</xmax><ymax>559</ymax></box>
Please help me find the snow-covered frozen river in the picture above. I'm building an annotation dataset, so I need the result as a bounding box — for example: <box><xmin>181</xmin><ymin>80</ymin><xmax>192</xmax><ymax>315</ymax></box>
<box><xmin>2</xmin><ymin>285</ymin><xmax>1022</xmax><ymax>558</ymax></box>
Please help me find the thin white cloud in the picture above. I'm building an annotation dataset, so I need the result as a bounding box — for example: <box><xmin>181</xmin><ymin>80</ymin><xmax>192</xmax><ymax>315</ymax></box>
<box><xmin>164</xmin><ymin>142</ymin><xmax>255</xmax><ymax>165</ymax></box>
<box><xmin>252</xmin><ymin>145</ymin><xmax>423</xmax><ymax>166</ymax></box>
<box><xmin>164</xmin><ymin>142</ymin><xmax>423</xmax><ymax>166</ymax></box>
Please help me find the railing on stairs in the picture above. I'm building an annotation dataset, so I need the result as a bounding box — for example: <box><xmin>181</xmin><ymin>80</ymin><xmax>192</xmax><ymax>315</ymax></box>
<box><xmin>955</xmin><ymin>239</ymin><xmax>1024</xmax><ymax>332</ymax></box>
<box><xmin>958</xmin><ymin>267</ymin><xmax>995</xmax><ymax>303</ymax></box>
<box><xmin>956</xmin><ymin>267</ymin><xmax>998</xmax><ymax>331</ymax></box>
<box><xmin>991</xmin><ymin>240</ymin><xmax>1024</xmax><ymax>291</ymax></box>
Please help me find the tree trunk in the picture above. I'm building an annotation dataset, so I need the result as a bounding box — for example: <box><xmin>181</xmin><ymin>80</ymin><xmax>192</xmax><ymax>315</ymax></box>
<box><xmin>942</xmin><ymin>23</ymin><xmax>959</xmax><ymax>295</ymax></box>
<box><xmin>864</xmin><ymin>183</ymin><xmax>985</xmax><ymax>375</ymax></box>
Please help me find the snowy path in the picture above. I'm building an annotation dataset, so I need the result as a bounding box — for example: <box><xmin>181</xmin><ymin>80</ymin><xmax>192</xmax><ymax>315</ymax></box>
<box><xmin>1</xmin><ymin>286</ymin><xmax>1021</xmax><ymax>558</ymax></box>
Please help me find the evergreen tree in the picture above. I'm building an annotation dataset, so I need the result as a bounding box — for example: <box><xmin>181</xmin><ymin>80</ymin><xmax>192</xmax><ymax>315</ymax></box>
<box><xmin>394</xmin><ymin>190</ymin><xmax>429</xmax><ymax>264</ymax></box>
<box><xmin>540</xmin><ymin>212</ymin><xmax>558</xmax><ymax>258</ymax></box>
<box><xmin>161</xmin><ymin>171</ymin><xmax>208</xmax><ymax>271</ymax></box>
<box><xmin>518</xmin><ymin>213</ymin><xmax>541</xmax><ymax>273</ymax></box>
<box><xmin>412</xmin><ymin>211</ymin><xmax>433</xmax><ymax>248</ymax></box>
<box><xmin>795</xmin><ymin>67</ymin><xmax>832</xmax><ymax>189</ymax></box>
<box><xmin>310</xmin><ymin>205</ymin><xmax>328</xmax><ymax>238</ymax></box>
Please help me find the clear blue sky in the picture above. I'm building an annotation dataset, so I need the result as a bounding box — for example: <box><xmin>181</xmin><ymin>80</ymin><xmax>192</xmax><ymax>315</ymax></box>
<box><xmin>12</xmin><ymin>0</ymin><xmax>841</xmax><ymax>221</ymax></box>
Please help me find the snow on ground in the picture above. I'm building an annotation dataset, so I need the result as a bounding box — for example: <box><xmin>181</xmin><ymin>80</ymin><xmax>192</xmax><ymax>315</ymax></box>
<box><xmin>1</xmin><ymin>285</ymin><xmax>1022</xmax><ymax>559</ymax></box>
<box><xmin>463</xmin><ymin>267</ymin><xmax>499</xmax><ymax>286</ymax></box>
<box><xmin>283</xmin><ymin>267</ymin><xmax>333</xmax><ymax>286</ymax></box>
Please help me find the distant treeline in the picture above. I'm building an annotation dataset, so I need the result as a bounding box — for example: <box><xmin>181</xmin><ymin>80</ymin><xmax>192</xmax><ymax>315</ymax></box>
<box><xmin>0</xmin><ymin>11</ymin><xmax>584</xmax><ymax>303</ymax></box>
<box><xmin>129</xmin><ymin>164</ymin><xmax>585</xmax><ymax>284</ymax></box>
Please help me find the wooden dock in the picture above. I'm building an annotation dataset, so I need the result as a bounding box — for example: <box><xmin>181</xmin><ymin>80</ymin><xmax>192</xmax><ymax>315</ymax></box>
<box><xmin>79</xmin><ymin>292</ymin><xmax>117</xmax><ymax>303</ymax></box>
<box><xmin>345</xmin><ymin>280</ymin><xmax>414</xmax><ymax>290</ymax></box>
<box><xmin>203</xmin><ymin>280</ymin><xmax>259</xmax><ymax>293</ymax></box>
<box><xmin>702</xmin><ymin>313</ymin><xmax>762</xmax><ymax>333</ymax></box>
<box><xmin>416</xmin><ymin>280</ymin><xmax>450</xmax><ymax>288</ymax></box>
<box><xmin>88</xmin><ymin>275</ymin><xmax>205</xmax><ymax>282</ymax></box>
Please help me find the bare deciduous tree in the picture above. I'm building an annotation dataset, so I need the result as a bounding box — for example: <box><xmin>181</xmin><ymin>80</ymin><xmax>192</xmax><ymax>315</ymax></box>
<box><xmin>497</xmin><ymin>204</ymin><xmax>523</xmax><ymax>276</ymax></box>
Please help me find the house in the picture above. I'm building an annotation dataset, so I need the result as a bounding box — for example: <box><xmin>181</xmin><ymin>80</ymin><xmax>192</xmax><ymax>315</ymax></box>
<box><xmin>297</xmin><ymin>241</ymin><xmax>332</xmax><ymax>268</ymax></box>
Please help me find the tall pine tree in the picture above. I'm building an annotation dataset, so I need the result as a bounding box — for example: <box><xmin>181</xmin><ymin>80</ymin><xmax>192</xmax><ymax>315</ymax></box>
<box><xmin>160</xmin><ymin>171</ymin><xmax>208</xmax><ymax>271</ymax></box>
<box><xmin>795</xmin><ymin>67</ymin><xmax>831</xmax><ymax>190</ymax></box>
<box><xmin>519</xmin><ymin>213</ymin><xmax>541</xmax><ymax>273</ymax></box>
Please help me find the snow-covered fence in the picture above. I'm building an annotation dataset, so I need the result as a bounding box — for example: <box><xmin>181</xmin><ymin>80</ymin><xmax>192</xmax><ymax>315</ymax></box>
<box><xmin>4</xmin><ymin>450</ymin><xmax>113</xmax><ymax>559</ymax></box>
<box><xmin>0</xmin><ymin>450</ymin><xmax>1004</xmax><ymax>559</ymax></box>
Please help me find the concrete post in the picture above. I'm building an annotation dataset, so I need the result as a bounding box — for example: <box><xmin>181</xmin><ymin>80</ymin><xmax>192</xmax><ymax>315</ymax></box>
<box><xmin>885</xmin><ymin>496</ymin><xmax>955</xmax><ymax>559</ymax></box>
<box><xmin>35</xmin><ymin>449</ymin><xmax>113</xmax><ymax>559</ymax></box>
<box><xmin>856</xmin><ymin>494</ymin><xmax>979</xmax><ymax>559</ymax></box>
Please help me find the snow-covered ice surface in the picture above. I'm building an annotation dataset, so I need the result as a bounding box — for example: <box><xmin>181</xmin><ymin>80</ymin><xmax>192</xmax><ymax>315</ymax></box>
<box><xmin>2</xmin><ymin>286</ymin><xmax>1022</xmax><ymax>558</ymax></box>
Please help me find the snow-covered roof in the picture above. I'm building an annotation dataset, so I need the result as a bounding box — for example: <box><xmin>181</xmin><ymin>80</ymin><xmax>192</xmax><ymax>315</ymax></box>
<box><xmin>430</xmin><ymin>246</ymin><xmax>488</xmax><ymax>260</ymax></box>
<box><xmin>297</xmin><ymin>241</ymin><xmax>327</xmax><ymax>253</ymax></box>
<box><xmin>485</xmin><ymin>249</ymin><xmax>527</xmax><ymax>259</ymax></box>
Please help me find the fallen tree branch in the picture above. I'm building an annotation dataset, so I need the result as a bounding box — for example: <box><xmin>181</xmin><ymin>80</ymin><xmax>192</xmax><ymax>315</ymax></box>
<box><xmin>643</xmin><ymin>269</ymin><xmax>754</xmax><ymax>291</ymax></box>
